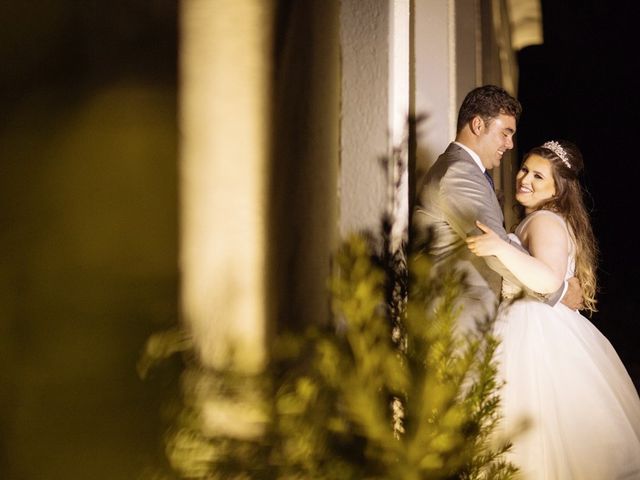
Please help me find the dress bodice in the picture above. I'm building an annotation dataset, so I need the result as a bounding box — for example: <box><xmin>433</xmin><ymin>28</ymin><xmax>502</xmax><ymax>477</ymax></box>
<box><xmin>501</xmin><ymin>210</ymin><xmax>575</xmax><ymax>300</ymax></box>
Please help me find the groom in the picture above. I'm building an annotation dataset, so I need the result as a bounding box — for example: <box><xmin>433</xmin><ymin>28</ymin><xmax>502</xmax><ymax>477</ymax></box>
<box><xmin>412</xmin><ymin>85</ymin><xmax>582</xmax><ymax>332</ymax></box>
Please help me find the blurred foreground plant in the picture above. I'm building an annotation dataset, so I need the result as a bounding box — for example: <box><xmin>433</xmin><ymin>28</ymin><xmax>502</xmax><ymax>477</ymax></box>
<box><xmin>139</xmin><ymin>117</ymin><xmax>517</xmax><ymax>479</ymax></box>
<box><xmin>139</xmin><ymin>230</ymin><xmax>517</xmax><ymax>479</ymax></box>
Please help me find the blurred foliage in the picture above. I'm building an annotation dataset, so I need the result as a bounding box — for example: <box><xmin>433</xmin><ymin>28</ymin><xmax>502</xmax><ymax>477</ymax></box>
<box><xmin>139</xmin><ymin>230</ymin><xmax>518</xmax><ymax>479</ymax></box>
<box><xmin>139</xmin><ymin>116</ymin><xmax>517</xmax><ymax>479</ymax></box>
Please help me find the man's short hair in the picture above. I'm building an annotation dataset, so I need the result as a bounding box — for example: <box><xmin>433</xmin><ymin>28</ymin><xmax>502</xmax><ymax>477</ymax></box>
<box><xmin>456</xmin><ymin>85</ymin><xmax>522</xmax><ymax>132</ymax></box>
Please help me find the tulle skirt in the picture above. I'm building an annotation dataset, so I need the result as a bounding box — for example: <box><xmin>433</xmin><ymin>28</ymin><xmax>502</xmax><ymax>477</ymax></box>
<box><xmin>494</xmin><ymin>298</ymin><xmax>640</xmax><ymax>479</ymax></box>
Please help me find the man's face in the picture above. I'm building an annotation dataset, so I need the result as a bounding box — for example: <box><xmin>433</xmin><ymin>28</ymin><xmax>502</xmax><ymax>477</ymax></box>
<box><xmin>476</xmin><ymin>113</ymin><xmax>516</xmax><ymax>169</ymax></box>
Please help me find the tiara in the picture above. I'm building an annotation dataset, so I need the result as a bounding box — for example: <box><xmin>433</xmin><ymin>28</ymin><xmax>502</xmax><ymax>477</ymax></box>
<box><xmin>542</xmin><ymin>140</ymin><xmax>571</xmax><ymax>169</ymax></box>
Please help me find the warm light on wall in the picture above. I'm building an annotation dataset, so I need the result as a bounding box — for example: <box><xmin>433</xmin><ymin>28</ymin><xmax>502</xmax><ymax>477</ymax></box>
<box><xmin>179</xmin><ymin>0</ymin><xmax>273</xmax><ymax>374</ymax></box>
<box><xmin>507</xmin><ymin>0</ymin><xmax>543</xmax><ymax>50</ymax></box>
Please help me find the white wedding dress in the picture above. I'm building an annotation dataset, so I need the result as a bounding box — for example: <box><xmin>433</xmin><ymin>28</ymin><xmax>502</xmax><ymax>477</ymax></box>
<box><xmin>495</xmin><ymin>210</ymin><xmax>640</xmax><ymax>479</ymax></box>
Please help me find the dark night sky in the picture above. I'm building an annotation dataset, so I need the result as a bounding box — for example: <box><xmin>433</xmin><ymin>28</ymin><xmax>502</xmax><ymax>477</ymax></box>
<box><xmin>517</xmin><ymin>1</ymin><xmax>640</xmax><ymax>381</ymax></box>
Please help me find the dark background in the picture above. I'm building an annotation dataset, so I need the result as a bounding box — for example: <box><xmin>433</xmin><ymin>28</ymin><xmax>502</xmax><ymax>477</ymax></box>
<box><xmin>517</xmin><ymin>1</ymin><xmax>640</xmax><ymax>386</ymax></box>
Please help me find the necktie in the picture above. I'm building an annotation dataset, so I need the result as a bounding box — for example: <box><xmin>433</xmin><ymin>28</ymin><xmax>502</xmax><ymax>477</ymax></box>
<box><xmin>484</xmin><ymin>170</ymin><xmax>495</xmax><ymax>191</ymax></box>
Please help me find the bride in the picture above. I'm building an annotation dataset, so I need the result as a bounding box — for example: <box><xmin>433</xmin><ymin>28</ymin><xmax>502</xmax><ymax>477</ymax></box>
<box><xmin>466</xmin><ymin>140</ymin><xmax>640</xmax><ymax>479</ymax></box>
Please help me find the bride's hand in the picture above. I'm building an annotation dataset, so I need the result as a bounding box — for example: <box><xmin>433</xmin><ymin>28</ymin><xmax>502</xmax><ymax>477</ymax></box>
<box><xmin>465</xmin><ymin>221</ymin><xmax>506</xmax><ymax>257</ymax></box>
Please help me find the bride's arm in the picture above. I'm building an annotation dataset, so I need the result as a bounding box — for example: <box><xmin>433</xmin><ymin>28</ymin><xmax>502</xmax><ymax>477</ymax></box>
<box><xmin>466</xmin><ymin>215</ymin><xmax>568</xmax><ymax>294</ymax></box>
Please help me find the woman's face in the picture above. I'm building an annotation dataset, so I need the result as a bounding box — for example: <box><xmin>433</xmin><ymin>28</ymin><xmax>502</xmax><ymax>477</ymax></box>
<box><xmin>515</xmin><ymin>154</ymin><xmax>556</xmax><ymax>213</ymax></box>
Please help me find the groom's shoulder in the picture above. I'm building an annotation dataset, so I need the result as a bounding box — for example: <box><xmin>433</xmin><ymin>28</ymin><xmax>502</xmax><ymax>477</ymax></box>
<box><xmin>434</xmin><ymin>144</ymin><xmax>478</xmax><ymax>176</ymax></box>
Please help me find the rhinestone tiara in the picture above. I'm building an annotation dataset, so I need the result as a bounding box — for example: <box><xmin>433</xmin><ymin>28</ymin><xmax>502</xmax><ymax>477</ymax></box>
<box><xmin>542</xmin><ymin>140</ymin><xmax>571</xmax><ymax>169</ymax></box>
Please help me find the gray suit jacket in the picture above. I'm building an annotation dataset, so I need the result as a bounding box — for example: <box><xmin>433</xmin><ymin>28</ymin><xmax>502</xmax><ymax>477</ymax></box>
<box><xmin>412</xmin><ymin>143</ymin><xmax>560</xmax><ymax>331</ymax></box>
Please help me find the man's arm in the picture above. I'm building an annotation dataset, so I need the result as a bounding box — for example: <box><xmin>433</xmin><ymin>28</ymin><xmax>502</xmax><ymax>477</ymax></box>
<box><xmin>559</xmin><ymin>277</ymin><xmax>584</xmax><ymax>310</ymax></box>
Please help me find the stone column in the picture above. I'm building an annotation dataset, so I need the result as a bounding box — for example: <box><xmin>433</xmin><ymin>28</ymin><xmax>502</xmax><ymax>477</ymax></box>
<box><xmin>179</xmin><ymin>0</ymin><xmax>274</xmax><ymax>373</ymax></box>
<box><xmin>340</xmin><ymin>0</ymin><xmax>411</xmax><ymax>248</ymax></box>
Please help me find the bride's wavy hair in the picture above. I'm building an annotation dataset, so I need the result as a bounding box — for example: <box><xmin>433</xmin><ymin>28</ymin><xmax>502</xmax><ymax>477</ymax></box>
<box><xmin>522</xmin><ymin>140</ymin><xmax>599</xmax><ymax>313</ymax></box>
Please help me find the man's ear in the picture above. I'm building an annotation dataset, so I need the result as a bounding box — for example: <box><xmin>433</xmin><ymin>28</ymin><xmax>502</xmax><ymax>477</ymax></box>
<box><xmin>470</xmin><ymin>116</ymin><xmax>484</xmax><ymax>135</ymax></box>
